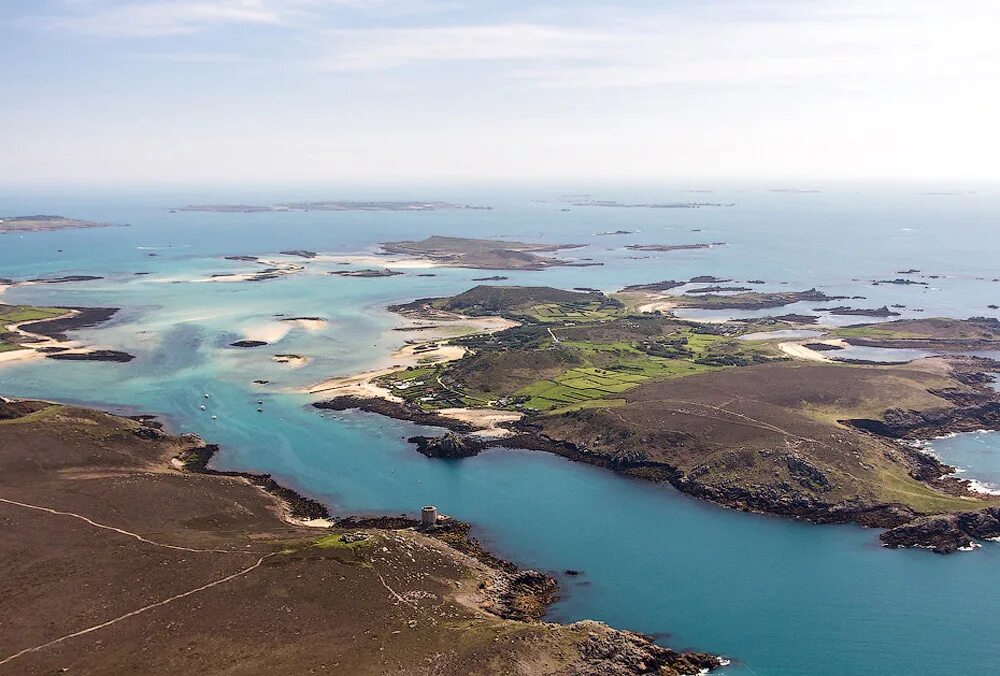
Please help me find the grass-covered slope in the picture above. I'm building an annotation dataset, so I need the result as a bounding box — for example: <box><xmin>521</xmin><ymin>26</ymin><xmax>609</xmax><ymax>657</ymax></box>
<box><xmin>534</xmin><ymin>361</ymin><xmax>997</xmax><ymax>518</ymax></box>
<box><xmin>0</xmin><ymin>399</ymin><xmax>721</xmax><ymax>674</ymax></box>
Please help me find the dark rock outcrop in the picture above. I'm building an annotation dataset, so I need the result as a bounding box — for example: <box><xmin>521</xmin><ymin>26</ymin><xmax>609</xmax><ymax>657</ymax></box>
<box><xmin>47</xmin><ymin>350</ymin><xmax>135</xmax><ymax>362</ymax></box>
<box><xmin>22</xmin><ymin>306</ymin><xmax>119</xmax><ymax>341</ymax></box>
<box><xmin>230</xmin><ymin>340</ymin><xmax>268</xmax><ymax>348</ymax></box>
<box><xmin>848</xmin><ymin>401</ymin><xmax>1000</xmax><ymax>439</ymax></box>
<box><xmin>408</xmin><ymin>432</ymin><xmax>483</xmax><ymax>458</ymax></box>
<box><xmin>481</xmin><ymin>569</ymin><xmax>558</xmax><ymax>622</ymax></box>
<box><xmin>881</xmin><ymin>507</ymin><xmax>1000</xmax><ymax>553</ymax></box>
<box><xmin>314</xmin><ymin>396</ymin><xmax>473</xmax><ymax>432</ymax></box>
<box><xmin>573</xmin><ymin>621</ymin><xmax>724</xmax><ymax>676</ymax></box>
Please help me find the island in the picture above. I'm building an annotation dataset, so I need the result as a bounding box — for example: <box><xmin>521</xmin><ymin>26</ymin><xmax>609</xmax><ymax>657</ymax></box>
<box><xmin>329</xmin><ymin>268</ymin><xmax>404</xmax><ymax>278</ymax></box>
<box><xmin>571</xmin><ymin>200</ymin><xmax>734</xmax><ymax>209</ymax></box>
<box><xmin>627</xmin><ymin>287</ymin><xmax>849</xmax><ymax>311</ymax></box>
<box><xmin>0</xmin><ymin>215</ymin><xmax>118</xmax><ymax>233</ymax></box>
<box><xmin>624</xmin><ymin>243</ymin><xmax>725</xmax><ymax>252</ymax></box>
<box><xmin>378</xmin><ymin>235</ymin><xmax>599</xmax><ymax>270</ymax></box>
<box><xmin>309</xmin><ymin>285</ymin><xmax>1000</xmax><ymax>554</ymax></box>
<box><xmin>177</xmin><ymin>201</ymin><xmax>492</xmax><ymax>212</ymax></box>
<box><xmin>0</xmin><ymin>397</ymin><xmax>722</xmax><ymax>674</ymax></box>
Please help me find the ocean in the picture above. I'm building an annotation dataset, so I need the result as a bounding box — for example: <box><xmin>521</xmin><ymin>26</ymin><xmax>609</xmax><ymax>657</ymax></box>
<box><xmin>2</xmin><ymin>183</ymin><xmax>999</xmax><ymax>674</ymax></box>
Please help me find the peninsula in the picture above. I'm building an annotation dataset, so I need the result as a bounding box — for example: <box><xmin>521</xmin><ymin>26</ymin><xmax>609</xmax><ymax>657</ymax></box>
<box><xmin>0</xmin><ymin>397</ymin><xmax>722</xmax><ymax>674</ymax></box>
<box><xmin>1</xmin><ymin>303</ymin><xmax>128</xmax><ymax>364</ymax></box>
<box><xmin>311</xmin><ymin>285</ymin><xmax>1000</xmax><ymax>553</ymax></box>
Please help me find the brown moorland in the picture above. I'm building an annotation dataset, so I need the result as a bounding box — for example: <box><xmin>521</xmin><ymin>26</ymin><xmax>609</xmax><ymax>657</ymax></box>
<box><xmin>0</xmin><ymin>399</ymin><xmax>721</xmax><ymax>675</ymax></box>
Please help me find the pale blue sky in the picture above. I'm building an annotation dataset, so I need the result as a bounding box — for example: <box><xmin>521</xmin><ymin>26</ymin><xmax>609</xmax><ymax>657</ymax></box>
<box><xmin>2</xmin><ymin>1</ymin><xmax>997</xmax><ymax>186</ymax></box>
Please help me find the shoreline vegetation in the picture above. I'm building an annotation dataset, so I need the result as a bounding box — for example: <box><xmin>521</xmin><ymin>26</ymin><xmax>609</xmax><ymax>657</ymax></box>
<box><xmin>307</xmin><ymin>282</ymin><xmax>1000</xmax><ymax>554</ymax></box>
<box><xmin>0</xmin><ymin>397</ymin><xmax>723</xmax><ymax>674</ymax></box>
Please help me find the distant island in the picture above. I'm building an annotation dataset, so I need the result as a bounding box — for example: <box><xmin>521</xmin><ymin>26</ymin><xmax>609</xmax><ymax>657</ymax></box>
<box><xmin>177</xmin><ymin>201</ymin><xmax>492</xmax><ymax>213</ymax></box>
<box><xmin>572</xmin><ymin>199</ymin><xmax>735</xmax><ymax>208</ymax></box>
<box><xmin>378</xmin><ymin>235</ymin><xmax>600</xmax><ymax>270</ymax></box>
<box><xmin>625</xmin><ymin>243</ymin><xmax>725</xmax><ymax>252</ymax></box>
<box><xmin>0</xmin><ymin>215</ymin><xmax>118</xmax><ymax>233</ymax></box>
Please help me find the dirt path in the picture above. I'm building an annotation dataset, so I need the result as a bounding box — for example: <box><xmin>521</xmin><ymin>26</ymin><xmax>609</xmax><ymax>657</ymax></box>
<box><xmin>0</xmin><ymin>496</ymin><xmax>251</xmax><ymax>556</ymax></box>
<box><xmin>0</xmin><ymin>555</ymin><xmax>272</xmax><ymax>668</ymax></box>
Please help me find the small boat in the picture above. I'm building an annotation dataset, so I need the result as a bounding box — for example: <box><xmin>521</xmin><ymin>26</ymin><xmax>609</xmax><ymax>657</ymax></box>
<box><xmin>211</xmin><ymin>415</ymin><xmax>218</xmax><ymax>420</ymax></box>
<box><xmin>257</xmin><ymin>400</ymin><xmax>263</xmax><ymax>404</ymax></box>
<box><xmin>199</xmin><ymin>405</ymin><xmax>206</xmax><ymax>411</ymax></box>
<box><xmin>204</xmin><ymin>393</ymin><xmax>210</xmax><ymax>399</ymax></box>
<box><xmin>256</xmin><ymin>407</ymin><xmax>263</xmax><ymax>413</ymax></box>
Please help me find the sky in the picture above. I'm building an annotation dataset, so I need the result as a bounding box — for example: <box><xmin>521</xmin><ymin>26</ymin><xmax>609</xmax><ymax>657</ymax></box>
<box><xmin>1</xmin><ymin>0</ymin><xmax>998</xmax><ymax>186</ymax></box>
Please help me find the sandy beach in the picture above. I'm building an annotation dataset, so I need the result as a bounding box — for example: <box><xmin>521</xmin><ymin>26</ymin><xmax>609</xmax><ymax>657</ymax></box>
<box><xmin>239</xmin><ymin>321</ymin><xmax>291</xmax><ymax>344</ymax></box>
<box><xmin>281</xmin><ymin>317</ymin><xmax>328</xmax><ymax>331</ymax></box>
<box><xmin>778</xmin><ymin>339</ymin><xmax>847</xmax><ymax>363</ymax></box>
<box><xmin>437</xmin><ymin>408</ymin><xmax>524</xmax><ymax>437</ymax></box>
<box><xmin>313</xmin><ymin>253</ymin><xmax>441</xmax><ymax>269</ymax></box>
<box><xmin>304</xmin><ymin>308</ymin><xmax>517</xmax><ymax>397</ymax></box>
<box><xmin>305</xmin><ymin>341</ymin><xmax>467</xmax><ymax>397</ymax></box>
<box><xmin>0</xmin><ymin>311</ymin><xmax>91</xmax><ymax>367</ymax></box>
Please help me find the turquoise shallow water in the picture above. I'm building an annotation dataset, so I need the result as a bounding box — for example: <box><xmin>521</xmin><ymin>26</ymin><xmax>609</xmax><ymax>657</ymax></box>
<box><xmin>931</xmin><ymin>433</ymin><xmax>1000</xmax><ymax>495</ymax></box>
<box><xmin>2</xmin><ymin>185</ymin><xmax>1000</xmax><ymax>675</ymax></box>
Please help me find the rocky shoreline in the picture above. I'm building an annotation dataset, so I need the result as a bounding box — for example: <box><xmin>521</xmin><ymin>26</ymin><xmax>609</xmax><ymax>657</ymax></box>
<box><xmin>314</xmin><ymin>395</ymin><xmax>475</xmax><ymax>432</ymax></box>
<box><xmin>173</xmin><ymin>442</ymin><xmax>332</xmax><ymax>521</ymax></box>
<box><xmin>319</xmin><ymin>388</ymin><xmax>1000</xmax><ymax>554</ymax></box>
<box><xmin>162</xmin><ymin>422</ymin><xmax>724</xmax><ymax>672</ymax></box>
<box><xmin>21</xmin><ymin>306</ymin><xmax>119</xmax><ymax>341</ymax></box>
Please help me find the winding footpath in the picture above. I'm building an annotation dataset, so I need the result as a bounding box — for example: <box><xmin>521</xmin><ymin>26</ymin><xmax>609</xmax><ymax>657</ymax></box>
<box><xmin>0</xmin><ymin>495</ymin><xmax>264</xmax><ymax>668</ymax></box>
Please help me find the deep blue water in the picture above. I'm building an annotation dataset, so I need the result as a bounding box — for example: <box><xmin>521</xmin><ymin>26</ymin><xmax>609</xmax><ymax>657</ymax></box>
<box><xmin>2</xmin><ymin>184</ymin><xmax>999</xmax><ymax>675</ymax></box>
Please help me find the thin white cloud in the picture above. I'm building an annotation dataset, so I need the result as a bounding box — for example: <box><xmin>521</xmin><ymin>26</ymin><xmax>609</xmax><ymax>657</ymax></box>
<box><xmin>41</xmin><ymin>0</ymin><xmax>292</xmax><ymax>36</ymax></box>
<box><xmin>36</xmin><ymin>0</ymin><xmax>456</xmax><ymax>36</ymax></box>
<box><xmin>311</xmin><ymin>0</ymin><xmax>1000</xmax><ymax>94</ymax></box>
<box><xmin>317</xmin><ymin>24</ymin><xmax>616</xmax><ymax>72</ymax></box>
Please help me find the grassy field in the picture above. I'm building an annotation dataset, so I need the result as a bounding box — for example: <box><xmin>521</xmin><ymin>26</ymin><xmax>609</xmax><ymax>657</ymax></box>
<box><xmin>877</xmin><ymin>466</ymin><xmax>993</xmax><ymax>514</ymax></box>
<box><xmin>0</xmin><ymin>305</ymin><xmax>66</xmax><ymax>324</ymax></box>
<box><xmin>377</xmin><ymin>311</ymin><xmax>783</xmax><ymax>414</ymax></box>
<box><xmin>514</xmin><ymin>331</ymin><xmax>734</xmax><ymax>412</ymax></box>
<box><xmin>0</xmin><ymin>304</ymin><xmax>67</xmax><ymax>351</ymax></box>
<box><xmin>524</xmin><ymin>301</ymin><xmax>622</xmax><ymax>324</ymax></box>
